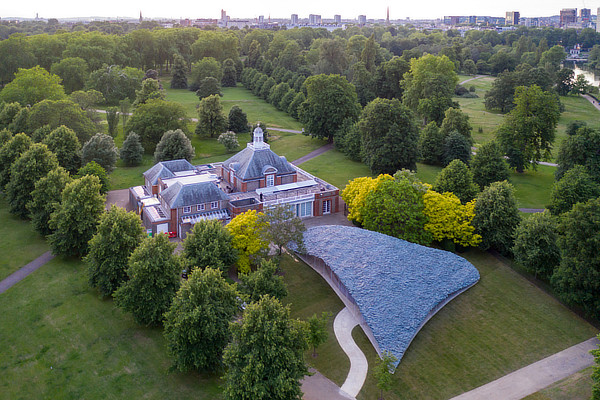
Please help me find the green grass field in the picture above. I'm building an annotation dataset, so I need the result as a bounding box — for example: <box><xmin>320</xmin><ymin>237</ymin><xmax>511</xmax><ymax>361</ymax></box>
<box><xmin>352</xmin><ymin>249</ymin><xmax>598</xmax><ymax>399</ymax></box>
<box><xmin>0</xmin><ymin>198</ymin><xmax>49</xmax><ymax>280</ymax></box>
<box><xmin>524</xmin><ymin>366</ymin><xmax>594</xmax><ymax>400</ymax></box>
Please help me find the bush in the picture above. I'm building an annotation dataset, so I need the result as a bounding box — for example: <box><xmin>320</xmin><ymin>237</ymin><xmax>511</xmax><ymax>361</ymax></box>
<box><xmin>154</xmin><ymin>129</ymin><xmax>195</xmax><ymax>163</ymax></box>
<box><xmin>218</xmin><ymin>131</ymin><xmax>240</xmax><ymax>153</ymax></box>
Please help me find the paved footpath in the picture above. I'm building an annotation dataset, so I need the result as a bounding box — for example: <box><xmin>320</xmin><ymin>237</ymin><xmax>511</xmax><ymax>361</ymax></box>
<box><xmin>0</xmin><ymin>251</ymin><xmax>55</xmax><ymax>294</ymax></box>
<box><xmin>335</xmin><ymin>307</ymin><xmax>368</xmax><ymax>398</ymax></box>
<box><xmin>292</xmin><ymin>143</ymin><xmax>334</xmax><ymax>166</ymax></box>
<box><xmin>451</xmin><ymin>337</ymin><xmax>599</xmax><ymax>400</ymax></box>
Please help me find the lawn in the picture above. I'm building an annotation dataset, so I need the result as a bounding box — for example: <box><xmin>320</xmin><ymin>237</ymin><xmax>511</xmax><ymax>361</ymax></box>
<box><xmin>352</xmin><ymin>249</ymin><xmax>598</xmax><ymax>400</ymax></box>
<box><xmin>299</xmin><ymin>149</ymin><xmax>372</xmax><ymax>189</ymax></box>
<box><xmin>0</xmin><ymin>197</ymin><xmax>49</xmax><ymax>281</ymax></box>
<box><xmin>524</xmin><ymin>366</ymin><xmax>594</xmax><ymax>400</ymax></box>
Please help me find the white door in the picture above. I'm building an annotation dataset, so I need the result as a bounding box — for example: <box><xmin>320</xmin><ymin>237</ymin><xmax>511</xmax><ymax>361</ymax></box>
<box><xmin>157</xmin><ymin>223</ymin><xmax>169</xmax><ymax>234</ymax></box>
<box><xmin>322</xmin><ymin>200</ymin><xmax>331</xmax><ymax>215</ymax></box>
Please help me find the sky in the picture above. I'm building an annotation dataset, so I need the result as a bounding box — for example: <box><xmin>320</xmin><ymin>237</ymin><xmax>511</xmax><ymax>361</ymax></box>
<box><xmin>0</xmin><ymin>0</ymin><xmax>597</xmax><ymax>20</ymax></box>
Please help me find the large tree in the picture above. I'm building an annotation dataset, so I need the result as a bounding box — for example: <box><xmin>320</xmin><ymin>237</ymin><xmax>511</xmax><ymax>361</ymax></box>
<box><xmin>195</xmin><ymin>94</ymin><xmax>228</xmax><ymax>138</ymax></box>
<box><xmin>0</xmin><ymin>132</ymin><xmax>32</xmax><ymax>189</ymax></box>
<box><xmin>496</xmin><ymin>85</ymin><xmax>560</xmax><ymax>172</ymax></box>
<box><xmin>48</xmin><ymin>175</ymin><xmax>105</xmax><ymax>257</ymax></box>
<box><xmin>258</xmin><ymin>205</ymin><xmax>306</xmax><ymax>256</ymax></box>
<box><xmin>298</xmin><ymin>74</ymin><xmax>361</xmax><ymax>142</ymax></box>
<box><xmin>6</xmin><ymin>143</ymin><xmax>59</xmax><ymax>219</ymax></box>
<box><xmin>472</xmin><ymin>180</ymin><xmax>521</xmax><ymax>255</ymax></box>
<box><xmin>359</xmin><ymin>98</ymin><xmax>419</xmax><ymax>175</ymax></box>
<box><xmin>470</xmin><ymin>140</ymin><xmax>511</xmax><ymax>189</ymax></box>
<box><xmin>228</xmin><ymin>105</ymin><xmax>249</xmax><ymax>133</ymax></box>
<box><xmin>223</xmin><ymin>295</ymin><xmax>308</xmax><ymax>400</ymax></box>
<box><xmin>418</xmin><ymin>122</ymin><xmax>445</xmax><ymax>166</ymax></box>
<box><xmin>190</xmin><ymin>57</ymin><xmax>223</xmax><ymax>91</ymax></box>
<box><xmin>548</xmin><ymin>165</ymin><xmax>600</xmax><ymax>215</ymax></box>
<box><xmin>114</xmin><ymin>234</ymin><xmax>180</xmax><ymax>326</ymax></box>
<box><xmin>86</xmin><ymin>64</ymin><xmax>144</xmax><ymax>105</ymax></box>
<box><xmin>402</xmin><ymin>54</ymin><xmax>459</xmax><ymax>125</ymax></box>
<box><xmin>81</xmin><ymin>133</ymin><xmax>119</xmax><ymax>173</ymax></box>
<box><xmin>125</xmin><ymin>99</ymin><xmax>189</xmax><ymax>152</ymax></box>
<box><xmin>85</xmin><ymin>205</ymin><xmax>145</xmax><ymax>297</ymax></box>
<box><xmin>552</xmin><ymin>198</ymin><xmax>600</xmax><ymax>318</ymax></box>
<box><xmin>182</xmin><ymin>220</ymin><xmax>237</xmax><ymax>273</ymax></box>
<box><xmin>50</xmin><ymin>57</ymin><xmax>89</xmax><ymax>94</ymax></box>
<box><xmin>513</xmin><ymin>211</ymin><xmax>561</xmax><ymax>280</ymax></box>
<box><xmin>555</xmin><ymin>127</ymin><xmax>600</xmax><ymax>182</ymax></box>
<box><xmin>42</xmin><ymin>125</ymin><xmax>81</xmax><ymax>174</ymax></box>
<box><xmin>439</xmin><ymin>107</ymin><xmax>472</xmax><ymax>140</ymax></box>
<box><xmin>154</xmin><ymin>129</ymin><xmax>195</xmax><ymax>163</ymax></box>
<box><xmin>239</xmin><ymin>259</ymin><xmax>288</xmax><ymax>303</ymax></box>
<box><xmin>27</xmin><ymin>166</ymin><xmax>72</xmax><ymax>236</ymax></box>
<box><xmin>133</xmin><ymin>78</ymin><xmax>165</xmax><ymax>106</ymax></box>
<box><xmin>120</xmin><ymin>132</ymin><xmax>144</xmax><ymax>167</ymax></box>
<box><xmin>164</xmin><ymin>267</ymin><xmax>240</xmax><ymax>372</ymax></box>
<box><xmin>28</xmin><ymin>99</ymin><xmax>96</xmax><ymax>144</ymax></box>
<box><xmin>226</xmin><ymin>210</ymin><xmax>269</xmax><ymax>274</ymax></box>
<box><xmin>170</xmin><ymin>53</ymin><xmax>188</xmax><ymax>89</ymax></box>
<box><xmin>432</xmin><ymin>159</ymin><xmax>479</xmax><ymax>203</ymax></box>
<box><xmin>0</xmin><ymin>66</ymin><xmax>66</xmax><ymax>106</ymax></box>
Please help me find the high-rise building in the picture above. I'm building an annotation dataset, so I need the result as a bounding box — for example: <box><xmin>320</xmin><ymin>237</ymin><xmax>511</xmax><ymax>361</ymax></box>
<box><xmin>597</xmin><ymin>8</ymin><xmax>600</xmax><ymax>32</ymax></box>
<box><xmin>334</xmin><ymin>14</ymin><xmax>341</xmax><ymax>24</ymax></box>
<box><xmin>258</xmin><ymin>15</ymin><xmax>264</xmax><ymax>24</ymax></box>
<box><xmin>560</xmin><ymin>8</ymin><xmax>577</xmax><ymax>26</ymax></box>
<box><xmin>506</xmin><ymin>11</ymin><xmax>520</xmax><ymax>25</ymax></box>
<box><xmin>444</xmin><ymin>16</ymin><xmax>460</xmax><ymax>25</ymax></box>
<box><xmin>309</xmin><ymin>14</ymin><xmax>321</xmax><ymax>25</ymax></box>
<box><xmin>581</xmin><ymin>8</ymin><xmax>591</xmax><ymax>22</ymax></box>
<box><xmin>291</xmin><ymin>14</ymin><xmax>298</xmax><ymax>25</ymax></box>
<box><xmin>358</xmin><ymin>15</ymin><xmax>367</xmax><ymax>25</ymax></box>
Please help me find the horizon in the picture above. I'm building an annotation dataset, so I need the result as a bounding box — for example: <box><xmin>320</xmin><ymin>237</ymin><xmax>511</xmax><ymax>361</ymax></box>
<box><xmin>1</xmin><ymin>1</ymin><xmax>598</xmax><ymax>21</ymax></box>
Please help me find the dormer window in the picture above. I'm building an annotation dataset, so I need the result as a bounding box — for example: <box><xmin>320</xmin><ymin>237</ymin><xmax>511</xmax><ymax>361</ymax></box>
<box><xmin>266</xmin><ymin>174</ymin><xmax>274</xmax><ymax>187</ymax></box>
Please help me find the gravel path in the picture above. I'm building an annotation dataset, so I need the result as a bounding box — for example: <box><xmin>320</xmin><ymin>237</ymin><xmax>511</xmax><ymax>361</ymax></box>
<box><xmin>0</xmin><ymin>251</ymin><xmax>55</xmax><ymax>294</ymax></box>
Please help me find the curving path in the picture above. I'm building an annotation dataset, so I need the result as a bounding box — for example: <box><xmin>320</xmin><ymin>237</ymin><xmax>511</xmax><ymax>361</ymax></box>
<box><xmin>335</xmin><ymin>307</ymin><xmax>369</xmax><ymax>399</ymax></box>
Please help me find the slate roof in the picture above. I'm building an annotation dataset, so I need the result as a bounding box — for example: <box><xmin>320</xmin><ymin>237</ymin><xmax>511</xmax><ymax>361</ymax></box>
<box><xmin>161</xmin><ymin>181</ymin><xmax>229</xmax><ymax>209</ymax></box>
<box><xmin>222</xmin><ymin>147</ymin><xmax>295</xmax><ymax>181</ymax></box>
<box><xmin>298</xmin><ymin>225</ymin><xmax>480</xmax><ymax>367</ymax></box>
<box><xmin>143</xmin><ymin>159</ymin><xmax>195</xmax><ymax>185</ymax></box>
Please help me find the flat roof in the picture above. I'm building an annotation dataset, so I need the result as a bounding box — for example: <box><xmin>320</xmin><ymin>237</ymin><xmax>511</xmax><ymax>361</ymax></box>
<box><xmin>255</xmin><ymin>179</ymin><xmax>317</xmax><ymax>195</ymax></box>
<box><xmin>162</xmin><ymin>173</ymin><xmax>218</xmax><ymax>186</ymax></box>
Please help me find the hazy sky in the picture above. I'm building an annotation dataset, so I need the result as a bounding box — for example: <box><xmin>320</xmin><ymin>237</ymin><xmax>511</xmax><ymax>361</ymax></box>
<box><xmin>1</xmin><ymin>0</ymin><xmax>597</xmax><ymax>20</ymax></box>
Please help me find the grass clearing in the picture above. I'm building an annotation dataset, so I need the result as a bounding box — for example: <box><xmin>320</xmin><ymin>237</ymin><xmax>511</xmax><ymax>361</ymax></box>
<box><xmin>300</xmin><ymin>149</ymin><xmax>373</xmax><ymax>189</ymax></box>
<box><xmin>0</xmin><ymin>197</ymin><xmax>49</xmax><ymax>280</ymax></box>
<box><xmin>352</xmin><ymin>249</ymin><xmax>598</xmax><ymax>399</ymax></box>
<box><xmin>523</xmin><ymin>366</ymin><xmax>594</xmax><ymax>400</ymax></box>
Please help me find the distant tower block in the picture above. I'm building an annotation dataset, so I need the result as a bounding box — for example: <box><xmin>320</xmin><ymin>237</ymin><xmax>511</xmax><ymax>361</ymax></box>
<box><xmin>139</xmin><ymin>11</ymin><xmax>143</xmax><ymax>23</ymax></box>
<box><xmin>386</xmin><ymin>7</ymin><xmax>390</xmax><ymax>25</ymax></box>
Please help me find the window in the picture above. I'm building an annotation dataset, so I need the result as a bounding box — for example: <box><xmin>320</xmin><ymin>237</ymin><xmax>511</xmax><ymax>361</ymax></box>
<box><xmin>183</xmin><ymin>206</ymin><xmax>191</xmax><ymax>214</ymax></box>
<box><xmin>296</xmin><ymin>201</ymin><xmax>312</xmax><ymax>218</ymax></box>
<box><xmin>322</xmin><ymin>200</ymin><xmax>331</xmax><ymax>214</ymax></box>
<box><xmin>197</xmin><ymin>204</ymin><xmax>205</xmax><ymax>211</ymax></box>
<box><xmin>229</xmin><ymin>170</ymin><xmax>233</xmax><ymax>184</ymax></box>
<box><xmin>266</xmin><ymin>174</ymin><xmax>275</xmax><ymax>187</ymax></box>
<box><xmin>211</xmin><ymin>201</ymin><xmax>219</xmax><ymax>209</ymax></box>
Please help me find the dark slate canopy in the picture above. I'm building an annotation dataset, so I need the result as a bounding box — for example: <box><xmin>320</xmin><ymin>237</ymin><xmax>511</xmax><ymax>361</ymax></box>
<box><xmin>161</xmin><ymin>181</ymin><xmax>228</xmax><ymax>208</ymax></box>
<box><xmin>299</xmin><ymin>225</ymin><xmax>480</xmax><ymax>366</ymax></box>
<box><xmin>143</xmin><ymin>159</ymin><xmax>195</xmax><ymax>186</ymax></box>
<box><xmin>223</xmin><ymin>147</ymin><xmax>295</xmax><ymax>181</ymax></box>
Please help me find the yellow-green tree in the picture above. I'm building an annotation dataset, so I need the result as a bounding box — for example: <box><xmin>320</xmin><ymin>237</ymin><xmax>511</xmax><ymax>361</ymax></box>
<box><xmin>226</xmin><ymin>210</ymin><xmax>268</xmax><ymax>274</ymax></box>
<box><xmin>341</xmin><ymin>174</ymin><xmax>393</xmax><ymax>225</ymax></box>
<box><xmin>423</xmin><ymin>190</ymin><xmax>481</xmax><ymax>248</ymax></box>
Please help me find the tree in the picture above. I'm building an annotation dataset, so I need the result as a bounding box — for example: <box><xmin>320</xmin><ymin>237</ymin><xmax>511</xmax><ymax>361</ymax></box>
<box><xmin>566</xmin><ymin>120</ymin><xmax>587</xmax><ymax>136</ymax></box>
<box><xmin>81</xmin><ymin>133</ymin><xmax>118</xmax><ymax>173</ymax></box>
<box><xmin>6</xmin><ymin>143</ymin><xmax>59</xmax><ymax>218</ymax></box>
<box><xmin>28</xmin><ymin>99</ymin><xmax>96</xmax><ymax>144</ymax></box>
<box><xmin>341</xmin><ymin>175</ymin><xmax>391</xmax><ymax>226</ymax></box>
<box><xmin>548</xmin><ymin>165</ymin><xmax>600</xmax><ymax>215</ymax></box>
<box><xmin>195</xmin><ymin>77</ymin><xmax>222</xmax><ymax>100</ymax></box>
<box><xmin>0</xmin><ymin>34</ymin><xmax>36</xmax><ymax>86</ymax></box>
<box><xmin>0</xmin><ymin>129</ymin><xmax>12</xmax><ymax>146</ymax></box>
<box><xmin>268</xmin><ymin>82</ymin><xmax>291</xmax><ymax>110</ymax></box>
<box><xmin>133</xmin><ymin>78</ymin><xmax>165</xmax><ymax>106</ymax></box>
<box><xmin>298</xmin><ymin>74</ymin><xmax>361</xmax><ymax>142</ymax></box>
<box><xmin>8</xmin><ymin>107</ymin><xmax>30</xmax><ymax>135</ymax></box>
<box><xmin>471</xmin><ymin>141</ymin><xmax>511</xmax><ymax>189</ymax></box>
<box><xmin>85</xmin><ymin>206</ymin><xmax>145</xmax><ymax>297</ymax></box>
<box><xmin>374</xmin><ymin>352</ymin><xmax>397</xmax><ymax>400</ymax></box>
<box><xmin>418</xmin><ymin>122</ymin><xmax>445</xmax><ymax>166</ymax></box>
<box><xmin>170</xmin><ymin>53</ymin><xmax>188</xmax><ymax>89</ymax></box>
<box><xmin>279</xmin><ymin>89</ymin><xmax>296</xmax><ymax>115</ymax></box>
<box><xmin>0</xmin><ymin>66</ymin><xmax>66</xmax><ymax>106</ymax></box>
<box><xmin>433</xmin><ymin>159</ymin><xmax>479</xmax><ymax>203</ymax></box>
<box><xmin>228</xmin><ymin>105</ymin><xmax>249</xmax><ymax>133</ymax></box>
<box><xmin>164</xmin><ymin>267</ymin><xmax>239</xmax><ymax>372</ymax></box>
<box><xmin>363</xmin><ymin>176</ymin><xmax>431</xmax><ymax>245</ymax></box>
<box><xmin>551</xmin><ymin>198</ymin><xmax>600</xmax><ymax>318</ymax></box>
<box><xmin>423</xmin><ymin>190</ymin><xmax>481</xmax><ymax>248</ymax></box>
<box><xmin>497</xmin><ymin>85</ymin><xmax>560</xmax><ymax>172</ymax></box>
<box><xmin>258</xmin><ymin>205</ymin><xmax>306</xmax><ymax>256</ymax></box>
<box><xmin>48</xmin><ymin>175</ymin><xmax>105</xmax><ymax>257</ymax></box>
<box><xmin>259</xmin><ymin>77</ymin><xmax>276</xmax><ymax>100</ymax></box>
<box><xmin>359</xmin><ymin>98</ymin><xmax>419</xmax><ymax>175</ymax></box>
<box><xmin>125</xmin><ymin>99</ymin><xmax>189</xmax><ymax>152</ymax></box>
<box><xmin>27</xmin><ymin>167</ymin><xmax>72</xmax><ymax>236</ymax></box>
<box><xmin>218</xmin><ymin>131</ymin><xmax>240</xmax><ymax>153</ymax></box>
<box><xmin>86</xmin><ymin>65</ymin><xmax>144</xmax><ymax>105</ymax></box>
<box><xmin>154</xmin><ymin>129</ymin><xmax>195</xmax><ymax>163</ymax></box>
<box><xmin>402</xmin><ymin>54</ymin><xmax>459</xmax><ymax>125</ymax></box>
<box><xmin>374</xmin><ymin>56</ymin><xmax>409</xmax><ymax>100</ymax></box>
<box><xmin>42</xmin><ymin>125</ymin><xmax>81</xmax><ymax>174</ymax></box>
<box><xmin>182</xmin><ymin>220</ymin><xmax>237</xmax><ymax>273</ymax></box>
<box><xmin>555</xmin><ymin>127</ymin><xmax>600</xmax><ymax>182</ymax></box>
<box><xmin>239</xmin><ymin>259</ymin><xmax>288</xmax><ymax>303</ymax></box>
<box><xmin>306</xmin><ymin>311</ymin><xmax>332</xmax><ymax>358</ymax></box>
<box><xmin>0</xmin><ymin>132</ymin><xmax>32</xmax><ymax>189</ymax></box>
<box><xmin>104</xmin><ymin>107</ymin><xmax>118</xmax><ymax>138</ymax></box>
<box><xmin>190</xmin><ymin>57</ymin><xmax>223</xmax><ymax>91</ymax></box>
<box><xmin>51</xmin><ymin>57</ymin><xmax>88</xmax><ymax>94</ymax></box>
<box><xmin>222</xmin><ymin>58</ymin><xmax>237</xmax><ymax>87</ymax></box>
<box><xmin>77</xmin><ymin>161</ymin><xmax>109</xmax><ymax>194</ymax></box>
<box><xmin>226</xmin><ymin>210</ymin><xmax>269</xmax><ymax>274</ymax></box>
<box><xmin>592</xmin><ymin>335</ymin><xmax>600</xmax><ymax>400</ymax></box>
<box><xmin>223</xmin><ymin>295</ymin><xmax>308</xmax><ymax>400</ymax></box>
<box><xmin>472</xmin><ymin>180</ymin><xmax>521</xmax><ymax>255</ymax></box>
<box><xmin>555</xmin><ymin>68</ymin><xmax>574</xmax><ymax>96</ymax></box>
<box><xmin>443</xmin><ymin>131</ymin><xmax>471</xmax><ymax>166</ymax></box>
<box><xmin>120</xmin><ymin>132</ymin><xmax>144</xmax><ymax>166</ymax></box>
<box><xmin>440</xmin><ymin>107</ymin><xmax>472</xmax><ymax>140</ymax></box>
<box><xmin>0</xmin><ymin>102</ymin><xmax>22</xmax><ymax>130</ymax></box>
<box><xmin>484</xmin><ymin>70</ymin><xmax>520</xmax><ymax>113</ymax></box>
<box><xmin>195</xmin><ymin>94</ymin><xmax>227</xmax><ymax>138</ymax></box>
<box><xmin>119</xmin><ymin>98</ymin><xmax>131</xmax><ymax>130</ymax></box>
<box><xmin>513</xmin><ymin>211</ymin><xmax>560</xmax><ymax>280</ymax></box>
<box><xmin>114</xmin><ymin>234</ymin><xmax>180</xmax><ymax>326</ymax></box>
<box><xmin>287</xmin><ymin>91</ymin><xmax>305</xmax><ymax>120</ymax></box>
<box><xmin>69</xmin><ymin>89</ymin><xmax>105</xmax><ymax>124</ymax></box>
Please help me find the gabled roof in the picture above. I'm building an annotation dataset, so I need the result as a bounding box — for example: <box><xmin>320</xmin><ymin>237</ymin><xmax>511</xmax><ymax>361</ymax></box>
<box><xmin>161</xmin><ymin>180</ymin><xmax>229</xmax><ymax>209</ymax></box>
<box><xmin>143</xmin><ymin>159</ymin><xmax>195</xmax><ymax>185</ymax></box>
<box><xmin>222</xmin><ymin>147</ymin><xmax>295</xmax><ymax>181</ymax></box>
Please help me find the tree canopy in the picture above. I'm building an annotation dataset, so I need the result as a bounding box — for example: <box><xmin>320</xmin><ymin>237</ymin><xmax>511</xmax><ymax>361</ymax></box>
<box><xmin>182</xmin><ymin>220</ymin><xmax>237</xmax><ymax>273</ymax></box>
<box><xmin>0</xmin><ymin>66</ymin><xmax>66</xmax><ymax>106</ymax></box>
<box><xmin>154</xmin><ymin>129</ymin><xmax>195</xmax><ymax>163</ymax></box>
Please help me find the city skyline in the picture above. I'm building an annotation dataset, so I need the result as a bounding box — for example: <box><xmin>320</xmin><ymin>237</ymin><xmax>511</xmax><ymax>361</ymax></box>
<box><xmin>1</xmin><ymin>0</ymin><xmax>598</xmax><ymax>21</ymax></box>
